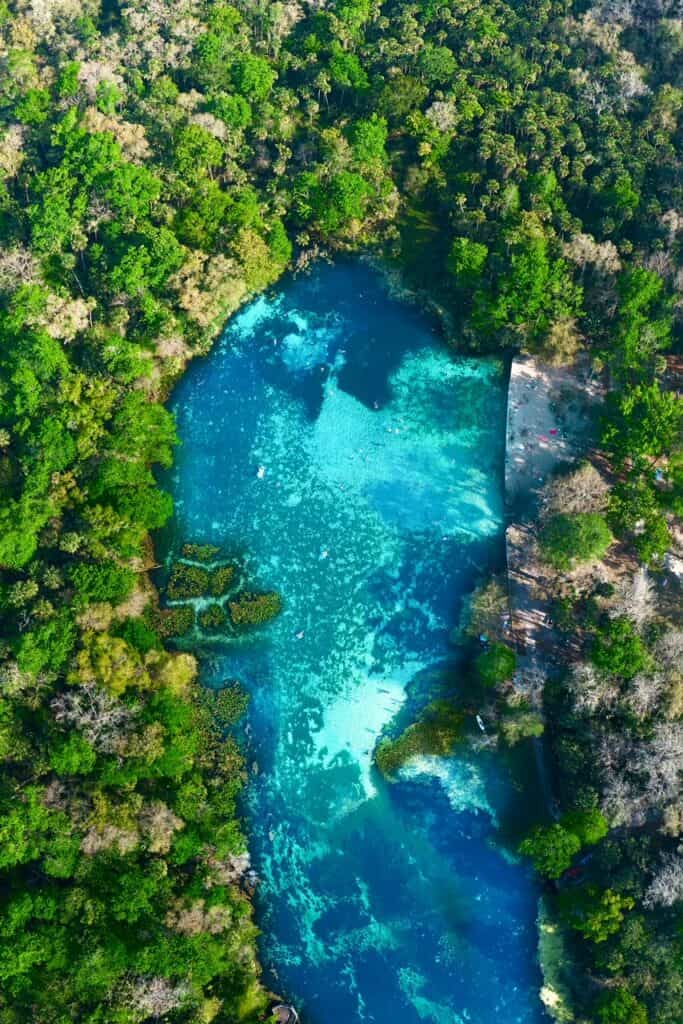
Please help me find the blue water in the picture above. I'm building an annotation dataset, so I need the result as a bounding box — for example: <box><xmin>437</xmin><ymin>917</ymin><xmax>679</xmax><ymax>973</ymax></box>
<box><xmin>163</xmin><ymin>264</ymin><xmax>548</xmax><ymax>1024</ymax></box>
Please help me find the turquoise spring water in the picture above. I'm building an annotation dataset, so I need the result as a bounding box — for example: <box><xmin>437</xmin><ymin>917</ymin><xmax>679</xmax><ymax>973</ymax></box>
<box><xmin>162</xmin><ymin>263</ymin><xmax>549</xmax><ymax>1024</ymax></box>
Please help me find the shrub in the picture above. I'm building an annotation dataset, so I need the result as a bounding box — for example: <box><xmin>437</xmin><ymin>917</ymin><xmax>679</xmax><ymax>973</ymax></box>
<box><xmin>499</xmin><ymin>710</ymin><xmax>544</xmax><ymax>745</ymax></box>
<box><xmin>152</xmin><ymin>605</ymin><xmax>196</xmax><ymax>638</ymax></box>
<box><xmin>207</xmin><ymin>684</ymin><xmax>250</xmax><ymax>727</ymax></box>
<box><xmin>544</xmin><ymin>463</ymin><xmax>610</xmax><ymax>516</ymax></box>
<box><xmin>181</xmin><ymin>543</ymin><xmax>220</xmax><ymax>562</ymax></box>
<box><xmin>460</xmin><ymin>576</ymin><xmax>508</xmax><ymax>640</ymax></box>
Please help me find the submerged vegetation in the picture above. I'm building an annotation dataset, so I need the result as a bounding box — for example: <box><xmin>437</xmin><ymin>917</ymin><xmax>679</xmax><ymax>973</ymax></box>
<box><xmin>160</xmin><ymin>548</ymin><xmax>281</xmax><ymax>641</ymax></box>
<box><xmin>374</xmin><ymin>700</ymin><xmax>465</xmax><ymax>778</ymax></box>
<box><xmin>0</xmin><ymin>0</ymin><xmax>680</xmax><ymax>1021</ymax></box>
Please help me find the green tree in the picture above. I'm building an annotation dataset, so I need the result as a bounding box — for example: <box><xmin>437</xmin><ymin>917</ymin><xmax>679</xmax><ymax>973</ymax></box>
<box><xmin>596</xmin><ymin>988</ymin><xmax>649</xmax><ymax>1024</ymax></box>
<box><xmin>519</xmin><ymin>823</ymin><xmax>581</xmax><ymax>879</ymax></box>
<box><xmin>448</xmin><ymin>237</ymin><xmax>489</xmax><ymax>283</ymax></box>
<box><xmin>49</xmin><ymin>734</ymin><xmax>97</xmax><ymax>775</ymax></box>
<box><xmin>69</xmin><ymin>561</ymin><xmax>136</xmax><ymax>607</ymax></box>
<box><xmin>608</xmin><ymin>476</ymin><xmax>671</xmax><ymax>564</ymax></box>
<box><xmin>609</xmin><ymin>268</ymin><xmax>672</xmax><ymax>379</ymax></box>
<box><xmin>350</xmin><ymin>115</ymin><xmax>388</xmax><ymax>168</ymax></box>
<box><xmin>476</xmin><ymin>642</ymin><xmax>517</xmax><ymax>687</ymax></box>
<box><xmin>591</xmin><ymin>617</ymin><xmax>652</xmax><ymax>680</ymax></box>
<box><xmin>14</xmin><ymin>87</ymin><xmax>50</xmax><ymax>126</ymax></box>
<box><xmin>603</xmin><ymin>384</ymin><xmax>683</xmax><ymax>464</ymax></box>
<box><xmin>173</xmin><ymin>124</ymin><xmax>224</xmax><ymax>180</ymax></box>
<box><xmin>561</xmin><ymin>808</ymin><xmax>609</xmax><ymax>846</ymax></box>
<box><xmin>231</xmin><ymin>54</ymin><xmax>276</xmax><ymax>100</ymax></box>
<box><xmin>541</xmin><ymin>513</ymin><xmax>612</xmax><ymax>571</ymax></box>
<box><xmin>561</xmin><ymin>888</ymin><xmax>634</xmax><ymax>943</ymax></box>
<box><xmin>417</xmin><ymin>44</ymin><xmax>457</xmax><ymax>84</ymax></box>
<box><xmin>473</xmin><ymin>220</ymin><xmax>582</xmax><ymax>344</ymax></box>
<box><xmin>329</xmin><ymin>48</ymin><xmax>369</xmax><ymax>90</ymax></box>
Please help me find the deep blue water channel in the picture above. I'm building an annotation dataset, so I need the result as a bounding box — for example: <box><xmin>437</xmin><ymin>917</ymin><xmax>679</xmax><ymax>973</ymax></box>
<box><xmin>163</xmin><ymin>264</ymin><xmax>548</xmax><ymax>1024</ymax></box>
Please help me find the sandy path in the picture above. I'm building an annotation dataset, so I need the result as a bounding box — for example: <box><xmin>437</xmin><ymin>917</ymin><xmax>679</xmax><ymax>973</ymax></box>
<box><xmin>504</xmin><ymin>356</ymin><xmax>603</xmax><ymax>696</ymax></box>
<box><xmin>505</xmin><ymin>357</ymin><xmax>600</xmax><ymax>517</ymax></box>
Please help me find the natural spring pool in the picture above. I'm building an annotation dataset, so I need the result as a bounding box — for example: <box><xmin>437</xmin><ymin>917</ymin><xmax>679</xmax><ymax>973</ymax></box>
<box><xmin>162</xmin><ymin>263</ymin><xmax>549</xmax><ymax>1024</ymax></box>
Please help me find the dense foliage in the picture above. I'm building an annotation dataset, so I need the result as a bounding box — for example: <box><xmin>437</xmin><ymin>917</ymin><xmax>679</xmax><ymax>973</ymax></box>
<box><xmin>0</xmin><ymin>0</ymin><xmax>681</xmax><ymax>1021</ymax></box>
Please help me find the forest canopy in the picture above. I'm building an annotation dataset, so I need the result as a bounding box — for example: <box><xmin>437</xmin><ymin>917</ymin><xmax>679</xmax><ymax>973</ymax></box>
<box><xmin>0</xmin><ymin>0</ymin><xmax>681</xmax><ymax>1022</ymax></box>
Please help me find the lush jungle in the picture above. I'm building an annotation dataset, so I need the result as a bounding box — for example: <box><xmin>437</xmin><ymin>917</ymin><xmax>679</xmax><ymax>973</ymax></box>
<box><xmin>0</xmin><ymin>0</ymin><xmax>681</xmax><ymax>1022</ymax></box>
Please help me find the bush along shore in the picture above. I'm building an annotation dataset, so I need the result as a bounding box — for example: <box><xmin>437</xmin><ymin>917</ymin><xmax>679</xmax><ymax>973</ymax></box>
<box><xmin>0</xmin><ymin>1</ymin><xmax>681</xmax><ymax>1022</ymax></box>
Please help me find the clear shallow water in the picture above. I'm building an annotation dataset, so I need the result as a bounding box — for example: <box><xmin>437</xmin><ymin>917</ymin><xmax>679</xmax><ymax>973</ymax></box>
<box><xmin>162</xmin><ymin>263</ymin><xmax>548</xmax><ymax>1024</ymax></box>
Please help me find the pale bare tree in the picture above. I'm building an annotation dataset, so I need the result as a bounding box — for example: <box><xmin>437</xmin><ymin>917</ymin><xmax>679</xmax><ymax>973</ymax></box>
<box><xmin>626</xmin><ymin>670</ymin><xmax>666</xmax><ymax>719</ymax></box>
<box><xmin>611</xmin><ymin>568</ymin><xmax>657</xmax><ymax>629</ymax></box>
<box><xmin>81</xmin><ymin>824</ymin><xmax>140</xmax><ymax>856</ymax></box>
<box><xmin>166</xmin><ymin>899</ymin><xmax>232</xmax><ymax>936</ymax></box>
<box><xmin>655</xmin><ymin>629</ymin><xmax>683</xmax><ymax>673</ymax></box>
<box><xmin>633</xmin><ymin>723</ymin><xmax>683</xmax><ymax>812</ymax></box>
<box><xmin>541</xmin><ymin>317</ymin><xmax>583</xmax><ymax>367</ymax></box>
<box><xmin>426</xmin><ymin>101</ymin><xmax>458</xmax><ymax>132</ymax></box>
<box><xmin>15</xmin><ymin>0</ymin><xmax>94</xmax><ymax>40</ymax></box>
<box><xmin>82</xmin><ymin>107</ymin><xmax>151</xmax><ymax>162</ymax></box>
<box><xmin>171</xmin><ymin>251</ymin><xmax>248</xmax><ymax>330</ymax></box>
<box><xmin>542</xmin><ymin>463</ymin><xmax>610</xmax><ymax>518</ymax></box>
<box><xmin>0</xmin><ymin>125</ymin><xmax>28</xmax><ymax>182</ymax></box>
<box><xmin>51</xmin><ymin>683</ymin><xmax>137</xmax><ymax>753</ymax></box>
<box><xmin>139</xmin><ymin>801</ymin><xmax>184</xmax><ymax>854</ymax></box>
<box><xmin>0</xmin><ymin>246</ymin><xmax>38</xmax><ymax>289</ymax></box>
<box><xmin>204</xmin><ymin>851</ymin><xmax>251</xmax><ymax>888</ymax></box>
<box><xmin>28</xmin><ymin>292</ymin><xmax>95</xmax><ymax>341</ymax></box>
<box><xmin>602</xmin><ymin>772</ymin><xmax>645</xmax><ymax>828</ymax></box>
<box><xmin>123</xmin><ymin>975</ymin><xmax>190</xmax><ymax>1019</ymax></box>
<box><xmin>568</xmin><ymin>662</ymin><xmax>619</xmax><ymax>715</ymax></box>
<box><xmin>644</xmin><ymin>852</ymin><xmax>683</xmax><ymax>908</ymax></box>
<box><xmin>564</xmin><ymin>232</ymin><xmax>622</xmax><ymax>275</ymax></box>
<box><xmin>661</xmin><ymin>803</ymin><xmax>683</xmax><ymax>838</ymax></box>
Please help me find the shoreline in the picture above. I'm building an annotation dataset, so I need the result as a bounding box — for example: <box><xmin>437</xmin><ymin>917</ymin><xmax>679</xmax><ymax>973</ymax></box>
<box><xmin>503</xmin><ymin>353</ymin><xmax>604</xmax><ymax>1021</ymax></box>
<box><xmin>504</xmin><ymin>354</ymin><xmax>603</xmax><ymax>696</ymax></box>
<box><xmin>155</xmin><ymin>263</ymin><xmax>587</xmax><ymax>1020</ymax></box>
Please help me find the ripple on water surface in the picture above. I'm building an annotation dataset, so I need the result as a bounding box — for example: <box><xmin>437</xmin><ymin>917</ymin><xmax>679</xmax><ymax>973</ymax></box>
<box><xmin>163</xmin><ymin>263</ymin><xmax>548</xmax><ymax>1024</ymax></box>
